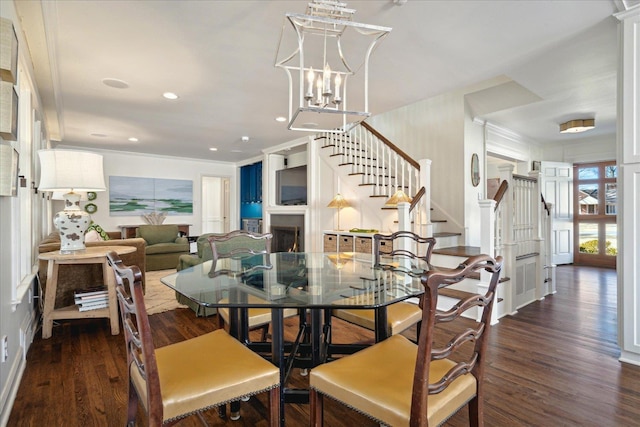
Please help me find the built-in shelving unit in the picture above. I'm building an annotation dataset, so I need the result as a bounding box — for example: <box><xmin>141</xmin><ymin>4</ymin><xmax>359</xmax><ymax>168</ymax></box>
<box><xmin>322</xmin><ymin>231</ymin><xmax>391</xmax><ymax>256</ymax></box>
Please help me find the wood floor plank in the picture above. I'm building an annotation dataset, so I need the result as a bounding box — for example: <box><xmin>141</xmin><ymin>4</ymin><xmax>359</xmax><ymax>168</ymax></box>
<box><xmin>7</xmin><ymin>265</ymin><xmax>640</xmax><ymax>426</ymax></box>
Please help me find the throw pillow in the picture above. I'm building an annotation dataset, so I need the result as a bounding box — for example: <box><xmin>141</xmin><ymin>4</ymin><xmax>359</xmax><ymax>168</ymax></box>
<box><xmin>87</xmin><ymin>222</ymin><xmax>110</xmax><ymax>241</ymax></box>
<box><xmin>85</xmin><ymin>229</ymin><xmax>102</xmax><ymax>242</ymax></box>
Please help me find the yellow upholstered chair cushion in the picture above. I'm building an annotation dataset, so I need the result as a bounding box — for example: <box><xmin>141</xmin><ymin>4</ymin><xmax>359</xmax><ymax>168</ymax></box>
<box><xmin>333</xmin><ymin>301</ymin><xmax>422</xmax><ymax>336</ymax></box>
<box><xmin>130</xmin><ymin>329</ymin><xmax>279</xmax><ymax>423</ymax></box>
<box><xmin>218</xmin><ymin>295</ymin><xmax>299</xmax><ymax>329</ymax></box>
<box><xmin>309</xmin><ymin>334</ymin><xmax>476</xmax><ymax>427</ymax></box>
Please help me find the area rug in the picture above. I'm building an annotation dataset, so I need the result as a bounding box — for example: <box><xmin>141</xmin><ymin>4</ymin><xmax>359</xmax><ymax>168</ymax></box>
<box><xmin>144</xmin><ymin>269</ymin><xmax>188</xmax><ymax>315</ymax></box>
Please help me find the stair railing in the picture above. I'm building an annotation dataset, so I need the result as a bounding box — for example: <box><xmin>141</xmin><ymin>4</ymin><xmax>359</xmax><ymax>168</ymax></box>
<box><xmin>319</xmin><ymin>122</ymin><xmax>429</xmax><ymax>235</ymax></box>
<box><xmin>320</xmin><ymin>123</ymin><xmax>420</xmax><ymax>200</ymax></box>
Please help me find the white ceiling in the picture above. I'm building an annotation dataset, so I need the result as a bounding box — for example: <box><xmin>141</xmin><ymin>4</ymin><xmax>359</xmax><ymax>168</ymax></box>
<box><xmin>15</xmin><ymin>0</ymin><xmax>625</xmax><ymax>163</ymax></box>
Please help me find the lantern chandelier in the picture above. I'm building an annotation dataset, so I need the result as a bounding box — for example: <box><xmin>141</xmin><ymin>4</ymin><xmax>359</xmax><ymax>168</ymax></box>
<box><xmin>275</xmin><ymin>0</ymin><xmax>391</xmax><ymax>133</ymax></box>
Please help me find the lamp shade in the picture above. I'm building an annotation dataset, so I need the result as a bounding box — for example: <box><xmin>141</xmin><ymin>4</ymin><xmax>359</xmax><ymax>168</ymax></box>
<box><xmin>327</xmin><ymin>193</ymin><xmax>350</xmax><ymax>209</ymax></box>
<box><xmin>38</xmin><ymin>149</ymin><xmax>106</xmax><ymax>192</ymax></box>
<box><xmin>385</xmin><ymin>189</ymin><xmax>412</xmax><ymax>207</ymax></box>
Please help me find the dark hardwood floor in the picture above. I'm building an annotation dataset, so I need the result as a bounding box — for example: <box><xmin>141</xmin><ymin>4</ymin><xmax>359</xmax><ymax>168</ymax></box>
<box><xmin>8</xmin><ymin>265</ymin><xmax>640</xmax><ymax>426</ymax></box>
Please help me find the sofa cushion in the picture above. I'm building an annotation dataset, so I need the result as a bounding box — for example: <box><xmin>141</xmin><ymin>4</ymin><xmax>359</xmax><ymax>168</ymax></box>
<box><xmin>138</xmin><ymin>224</ymin><xmax>180</xmax><ymax>246</ymax></box>
<box><xmin>85</xmin><ymin>230</ymin><xmax>102</xmax><ymax>242</ymax></box>
<box><xmin>87</xmin><ymin>222</ymin><xmax>110</xmax><ymax>241</ymax></box>
<box><xmin>146</xmin><ymin>242</ymin><xmax>190</xmax><ymax>255</ymax></box>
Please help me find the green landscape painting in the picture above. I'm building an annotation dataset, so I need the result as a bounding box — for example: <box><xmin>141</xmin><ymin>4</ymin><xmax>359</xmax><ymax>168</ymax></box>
<box><xmin>109</xmin><ymin>176</ymin><xmax>193</xmax><ymax>216</ymax></box>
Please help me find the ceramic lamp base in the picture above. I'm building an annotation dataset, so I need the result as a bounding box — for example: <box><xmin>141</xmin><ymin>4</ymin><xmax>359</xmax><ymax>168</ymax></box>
<box><xmin>53</xmin><ymin>192</ymin><xmax>91</xmax><ymax>253</ymax></box>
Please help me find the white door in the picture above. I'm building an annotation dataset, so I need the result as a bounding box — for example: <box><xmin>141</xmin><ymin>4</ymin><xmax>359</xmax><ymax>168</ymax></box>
<box><xmin>541</xmin><ymin>162</ymin><xmax>573</xmax><ymax>265</ymax></box>
<box><xmin>202</xmin><ymin>176</ymin><xmax>229</xmax><ymax>234</ymax></box>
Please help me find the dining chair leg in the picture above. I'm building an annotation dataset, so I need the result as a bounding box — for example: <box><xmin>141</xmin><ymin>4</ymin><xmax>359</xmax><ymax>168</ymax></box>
<box><xmin>261</xmin><ymin>323</ymin><xmax>270</xmax><ymax>341</ymax></box>
<box><xmin>217</xmin><ymin>405</ymin><xmax>226</xmax><ymax>419</ymax></box>
<box><xmin>126</xmin><ymin>380</ymin><xmax>138</xmax><ymax>425</ymax></box>
<box><xmin>309</xmin><ymin>388</ymin><xmax>323</xmax><ymax>427</ymax></box>
<box><xmin>469</xmin><ymin>395</ymin><xmax>483</xmax><ymax>427</ymax></box>
<box><xmin>269</xmin><ymin>387</ymin><xmax>281</xmax><ymax>427</ymax></box>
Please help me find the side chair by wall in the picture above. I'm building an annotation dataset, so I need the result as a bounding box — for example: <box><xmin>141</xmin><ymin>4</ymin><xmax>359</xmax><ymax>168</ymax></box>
<box><xmin>332</xmin><ymin>231</ymin><xmax>436</xmax><ymax>341</ymax></box>
<box><xmin>310</xmin><ymin>254</ymin><xmax>503</xmax><ymax>427</ymax></box>
<box><xmin>107</xmin><ymin>251</ymin><xmax>280</xmax><ymax>426</ymax></box>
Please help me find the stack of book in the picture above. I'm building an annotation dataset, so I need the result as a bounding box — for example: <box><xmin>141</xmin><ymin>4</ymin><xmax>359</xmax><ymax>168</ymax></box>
<box><xmin>74</xmin><ymin>286</ymin><xmax>109</xmax><ymax>312</ymax></box>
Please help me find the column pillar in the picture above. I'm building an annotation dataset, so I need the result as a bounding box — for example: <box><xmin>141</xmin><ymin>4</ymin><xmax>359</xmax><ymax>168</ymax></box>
<box><xmin>616</xmin><ymin>6</ymin><xmax>640</xmax><ymax>366</ymax></box>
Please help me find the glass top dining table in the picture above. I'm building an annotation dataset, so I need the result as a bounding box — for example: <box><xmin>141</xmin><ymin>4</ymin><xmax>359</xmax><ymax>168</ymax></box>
<box><xmin>161</xmin><ymin>251</ymin><xmax>429</xmax><ymax>426</ymax></box>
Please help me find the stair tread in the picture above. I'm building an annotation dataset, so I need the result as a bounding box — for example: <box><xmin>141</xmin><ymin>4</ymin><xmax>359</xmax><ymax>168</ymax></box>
<box><xmin>433</xmin><ymin>246</ymin><xmax>481</xmax><ymax>257</ymax></box>
<box><xmin>438</xmin><ymin>287</ymin><xmax>505</xmax><ymax>302</ymax></box>
<box><xmin>433</xmin><ymin>231</ymin><xmax>462</xmax><ymax>237</ymax></box>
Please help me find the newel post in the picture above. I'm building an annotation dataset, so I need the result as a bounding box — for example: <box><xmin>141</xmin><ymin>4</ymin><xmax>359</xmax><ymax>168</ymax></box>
<box><xmin>419</xmin><ymin>159</ymin><xmax>432</xmax><ymax>237</ymax></box>
<box><xmin>497</xmin><ymin>164</ymin><xmax>517</xmax><ymax>317</ymax></box>
<box><xmin>544</xmin><ymin>202</ymin><xmax>557</xmax><ymax>296</ymax></box>
<box><xmin>529</xmin><ymin>170</ymin><xmax>545</xmax><ymax>300</ymax></box>
<box><xmin>479</xmin><ymin>199</ymin><xmax>499</xmax><ymax>324</ymax></box>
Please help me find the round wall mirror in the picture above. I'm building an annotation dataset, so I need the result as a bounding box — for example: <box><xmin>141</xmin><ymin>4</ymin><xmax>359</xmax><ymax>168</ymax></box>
<box><xmin>471</xmin><ymin>153</ymin><xmax>480</xmax><ymax>187</ymax></box>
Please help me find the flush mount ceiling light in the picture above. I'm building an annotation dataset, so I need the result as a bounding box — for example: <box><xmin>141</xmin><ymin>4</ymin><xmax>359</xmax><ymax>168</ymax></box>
<box><xmin>275</xmin><ymin>0</ymin><xmax>391</xmax><ymax>133</ymax></box>
<box><xmin>560</xmin><ymin>119</ymin><xmax>595</xmax><ymax>134</ymax></box>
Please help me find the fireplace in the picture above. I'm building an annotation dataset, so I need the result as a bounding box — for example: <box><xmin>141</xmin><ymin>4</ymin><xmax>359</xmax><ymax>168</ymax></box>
<box><xmin>270</xmin><ymin>214</ymin><xmax>304</xmax><ymax>252</ymax></box>
<box><xmin>272</xmin><ymin>226</ymin><xmax>300</xmax><ymax>252</ymax></box>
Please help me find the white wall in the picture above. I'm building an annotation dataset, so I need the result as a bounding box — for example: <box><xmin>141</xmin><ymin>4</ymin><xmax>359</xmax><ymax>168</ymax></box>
<box><xmin>52</xmin><ymin>148</ymin><xmax>239</xmax><ymax>237</ymax></box>
<box><xmin>1</xmin><ymin>2</ymin><xmax>45</xmax><ymax>423</ymax></box>
<box><xmin>542</xmin><ymin>134</ymin><xmax>616</xmax><ymax>163</ymax></box>
<box><xmin>368</xmin><ymin>90</ymin><xmax>466</xmax><ymax>229</ymax></box>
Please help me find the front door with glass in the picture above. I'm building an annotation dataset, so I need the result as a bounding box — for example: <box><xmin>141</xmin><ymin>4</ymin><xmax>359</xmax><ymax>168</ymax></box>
<box><xmin>573</xmin><ymin>161</ymin><xmax>617</xmax><ymax>268</ymax></box>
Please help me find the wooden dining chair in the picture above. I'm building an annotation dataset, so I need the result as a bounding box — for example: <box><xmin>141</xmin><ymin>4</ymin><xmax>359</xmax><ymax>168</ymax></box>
<box><xmin>106</xmin><ymin>251</ymin><xmax>280</xmax><ymax>426</ymax></box>
<box><xmin>209</xmin><ymin>230</ymin><xmax>298</xmax><ymax>342</ymax></box>
<box><xmin>332</xmin><ymin>231</ymin><xmax>436</xmax><ymax>341</ymax></box>
<box><xmin>310</xmin><ymin>254</ymin><xmax>503</xmax><ymax>427</ymax></box>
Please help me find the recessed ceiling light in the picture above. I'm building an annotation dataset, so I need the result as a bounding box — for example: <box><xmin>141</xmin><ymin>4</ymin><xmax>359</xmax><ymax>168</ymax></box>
<box><xmin>560</xmin><ymin>119</ymin><xmax>595</xmax><ymax>133</ymax></box>
<box><xmin>209</xmin><ymin>147</ymin><xmax>218</xmax><ymax>151</ymax></box>
<box><xmin>102</xmin><ymin>78</ymin><xmax>129</xmax><ymax>89</ymax></box>
<box><xmin>241</xmin><ymin>136</ymin><xmax>250</xmax><ymax>142</ymax></box>
<box><xmin>128</xmin><ymin>137</ymin><xmax>139</xmax><ymax>142</ymax></box>
<box><xmin>162</xmin><ymin>92</ymin><xmax>179</xmax><ymax>100</ymax></box>
<box><xmin>90</xmin><ymin>133</ymin><xmax>108</xmax><ymax>138</ymax></box>
<box><xmin>275</xmin><ymin>116</ymin><xmax>287</xmax><ymax>122</ymax></box>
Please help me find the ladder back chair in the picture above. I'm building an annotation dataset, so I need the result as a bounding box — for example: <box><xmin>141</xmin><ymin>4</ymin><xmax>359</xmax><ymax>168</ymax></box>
<box><xmin>310</xmin><ymin>254</ymin><xmax>503</xmax><ymax>427</ymax></box>
<box><xmin>332</xmin><ymin>231</ymin><xmax>437</xmax><ymax>341</ymax></box>
<box><xmin>209</xmin><ymin>230</ymin><xmax>298</xmax><ymax>342</ymax></box>
<box><xmin>107</xmin><ymin>251</ymin><xmax>280</xmax><ymax>426</ymax></box>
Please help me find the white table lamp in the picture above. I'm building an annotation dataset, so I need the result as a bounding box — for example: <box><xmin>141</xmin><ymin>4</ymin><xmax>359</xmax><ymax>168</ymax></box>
<box><xmin>38</xmin><ymin>149</ymin><xmax>106</xmax><ymax>253</ymax></box>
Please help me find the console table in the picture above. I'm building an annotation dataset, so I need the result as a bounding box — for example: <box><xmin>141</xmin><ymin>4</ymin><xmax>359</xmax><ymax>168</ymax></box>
<box><xmin>118</xmin><ymin>223</ymin><xmax>191</xmax><ymax>239</ymax></box>
<box><xmin>38</xmin><ymin>245</ymin><xmax>136</xmax><ymax>339</ymax></box>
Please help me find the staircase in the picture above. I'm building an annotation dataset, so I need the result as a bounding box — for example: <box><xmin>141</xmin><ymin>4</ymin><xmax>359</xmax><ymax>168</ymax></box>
<box><xmin>316</xmin><ymin>121</ymin><xmax>551</xmax><ymax>323</ymax></box>
<box><xmin>317</xmin><ymin>122</ymin><xmax>462</xmax><ymax>246</ymax></box>
<box><xmin>316</xmin><ymin>123</ymin><xmax>505</xmax><ymax>320</ymax></box>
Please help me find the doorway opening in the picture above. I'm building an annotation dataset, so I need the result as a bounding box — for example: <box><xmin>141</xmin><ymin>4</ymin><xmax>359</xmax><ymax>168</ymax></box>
<box><xmin>201</xmin><ymin>176</ymin><xmax>230</xmax><ymax>234</ymax></box>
